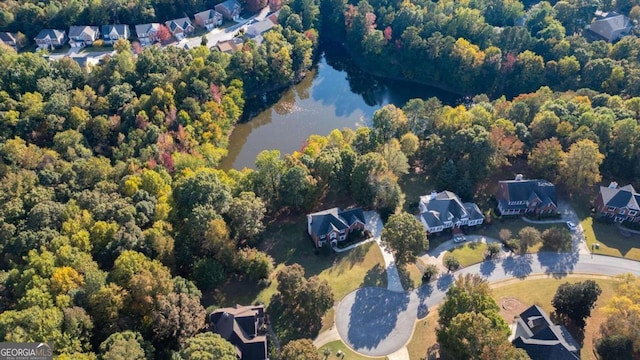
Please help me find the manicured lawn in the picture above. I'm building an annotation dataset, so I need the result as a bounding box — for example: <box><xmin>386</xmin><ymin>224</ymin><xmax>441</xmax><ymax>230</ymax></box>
<box><xmin>80</xmin><ymin>45</ymin><xmax>114</xmax><ymax>53</ymax></box>
<box><xmin>477</xmin><ymin>218</ymin><xmax>555</xmax><ymax>241</ymax></box>
<box><xmin>318</xmin><ymin>340</ymin><xmax>384</xmax><ymax>360</ymax></box>
<box><xmin>406</xmin><ymin>276</ymin><xmax>619</xmax><ymax>360</ymax></box>
<box><xmin>406</xmin><ymin>311</ymin><xmax>439</xmax><ymax>360</ymax></box>
<box><xmin>492</xmin><ymin>277</ymin><xmax>618</xmax><ymax>360</ymax></box>
<box><xmin>399</xmin><ymin>260</ymin><xmax>426</xmax><ymax>290</ymax></box>
<box><xmin>442</xmin><ymin>242</ymin><xmax>488</xmax><ymax>268</ymax></box>
<box><xmin>581</xmin><ymin>217</ymin><xmax>640</xmax><ymax>261</ymax></box>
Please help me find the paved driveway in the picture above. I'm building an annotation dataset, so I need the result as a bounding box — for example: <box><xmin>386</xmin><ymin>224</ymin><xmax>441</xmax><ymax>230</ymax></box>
<box><xmin>335</xmin><ymin>253</ymin><xmax>640</xmax><ymax>356</ymax></box>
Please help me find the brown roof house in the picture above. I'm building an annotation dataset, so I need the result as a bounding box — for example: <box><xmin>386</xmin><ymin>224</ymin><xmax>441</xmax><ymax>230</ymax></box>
<box><xmin>595</xmin><ymin>182</ymin><xmax>640</xmax><ymax>223</ymax></box>
<box><xmin>496</xmin><ymin>175</ymin><xmax>557</xmax><ymax>216</ymax></box>
<box><xmin>68</xmin><ymin>26</ymin><xmax>100</xmax><ymax>48</ymax></box>
<box><xmin>307</xmin><ymin>208</ymin><xmax>366</xmax><ymax>248</ymax></box>
<box><xmin>194</xmin><ymin>9</ymin><xmax>224</xmax><ymax>30</ymax></box>
<box><xmin>216</xmin><ymin>0</ymin><xmax>242</xmax><ymax>21</ymax></box>
<box><xmin>217</xmin><ymin>37</ymin><xmax>244</xmax><ymax>53</ymax></box>
<box><xmin>210</xmin><ymin>304</ymin><xmax>269</xmax><ymax>360</ymax></box>
<box><xmin>588</xmin><ymin>11</ymin><xmax>633</xmax><ymax>42</ymax></box>
<box><xmin>511</xmin><ymin>305</ymin><xmax>580</xmax><ymax>360</ymax></box>
<box><xmin>419</xmin><ymin>191</ymin><xmax>484</xmax><ymax>233</ymax></box>
<box><xmin>34</xmin><ymin>29</ymin><xmax>67</xmax><ymax>50</ymax></box>
<box><xmin>135</xmin><ymin>23</ymin><xmax>161</xmax><ymax>46</ymax></box>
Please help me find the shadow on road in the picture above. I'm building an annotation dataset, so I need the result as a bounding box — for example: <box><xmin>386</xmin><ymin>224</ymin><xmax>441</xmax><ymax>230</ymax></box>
<box><xmin>436</xmin><ymin>273</ymin><xmax>454</xmax><ymax>291</ymax></box>
<box><xmin>415</xmin><ymin>284</ymin><xmax>433</xmax><ymax>319</ymax></box>
<box><xmin>347</xmin><ymin>287</ymin><xmax>409</xmax><ymax>350</ymax></box>
<box><xmin>480</xmin><ymin>258</ymin><xmax>497</xmax><ymax>276</ymax></box>
<box><xmin>537</xmin><ymin>251</ymin><xmax>579</xmax><ymax>278</ymax></box>
<box><xmin>502</xmin><ymin>254</ymin><xmax>533</xmax><ymax>279</ymax></box>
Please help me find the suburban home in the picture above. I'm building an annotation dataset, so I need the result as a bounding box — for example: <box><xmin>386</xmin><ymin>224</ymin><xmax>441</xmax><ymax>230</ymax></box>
<box><xmin>594</xmin><ymin>182</ymin><xmax>640</xmax><ymax>223</ymax></box>
<box><xmin>217</xmin><ymin>37</ymin><xmax>244</xmax><ymax>53</ymax></box>
<box><xmin>246</xmin><ymin>18</ymin><xmax>275</xmax><ymax>39</ymax></box>
<box><xmin>419</xmin><ymin>191</ymin><xmax>484</xmax><ymax>234</ymax></box>
<box><xmin>588</xmin><ymin>11</ymin><xmax>633</xmax><ymax>42</ymax></box>
<box><xmin>496</xmin><ymin>175</ymin><xmax>557</xmax><ymax>216</ymax></box>
<box><xmin>68</xmin><ymin>26</ymin><xmax>100</xmax><ymax>47</ymax></box>
<box><xmin>194</xmin><ymin>9</ymin><xmax>224</xmax><ymax>30</ymax></box>
<box><xmin>511</xmin><ymin>305</ymin><xmax>580</xmax><ymax>360</ymax></box>
<box><xmin>0</xmin><ymin>32</ymin><xmax>20</xmax><ymax>50</ymax></box>
<box><xmin>307</xmin><ymin>207</ymin><xmax>366</xmax><ymax>248</ymax></box>
<box><xmin>135</xmin><ymin>23</ymin><xmax>161</xmax><ymax>45</ymax></box>
<box><xmin>165</xmin><ymin>17</ymin><xmax>195</xmax><ymax>40</ymax></box>
<box><xmin>101</xmin><ymin>25</ymin><xmax>130</xmax><ymax>45</ymax></box>
<box><xmin>216</xmin><ymin>0</ymin><xmax>242</xmax><ymax>21</ymax></box>
<box><xmin>210</xmin><ymin>304</ymin><xmax>269</xmax><ymax>360</ymax></box>
<box><xmin>34</xmin><ymin>29</ymin><xmax>68</xmax><ymax>50</ymax></box>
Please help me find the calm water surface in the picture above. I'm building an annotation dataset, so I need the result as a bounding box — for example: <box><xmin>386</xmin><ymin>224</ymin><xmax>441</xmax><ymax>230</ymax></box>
<box><xmin>220</xmin><ymin>46</ymin><xmax>459</xmax><ymax>170</ymax></box>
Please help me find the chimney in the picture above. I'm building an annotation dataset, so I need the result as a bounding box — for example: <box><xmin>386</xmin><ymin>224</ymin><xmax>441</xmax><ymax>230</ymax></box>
<box><xmin>608</xmin><ymin>181</ymin><xmax>618</xmax><ymax>189</ymax></box>
<box><xmin>515</xmin><ymin>174</ymin><xmax>524</xmax><ymax>181</ymax></box>
<box><xmin>430</xmin><ymin>190</ymin><xmax>438</xmax><ymax>200</ymax></box>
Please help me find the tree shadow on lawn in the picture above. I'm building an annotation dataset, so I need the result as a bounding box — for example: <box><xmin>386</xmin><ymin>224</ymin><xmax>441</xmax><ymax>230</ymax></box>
<box><xmin>593</xmin><ymin>221</ymin><xmax>637</xmax><ymax>256</ymax></box>
<box><xmin>536</xmin><ymin>251</ymin><xmax>579</xmax><ymax>278</ymax></box>
<box><xmin>361</xmin><ymin>263</ymin><xmax>388</xmax><ymax>288</ymax></box>
<box><xmin>502</xmin><ymin>254</ymin><xmax>533</xmax><ymax>279</ymax></box>
<box><xmin>347</xmin><ymin>287</ymin><xmax>409</xmax><ymax>350</ymax></box>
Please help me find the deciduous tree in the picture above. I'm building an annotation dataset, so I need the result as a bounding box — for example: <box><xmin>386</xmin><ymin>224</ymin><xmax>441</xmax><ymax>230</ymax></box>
<box><xmin>560</xmin><ymin>139</ymin><xmax>604</xmax><ymax>193</ymax></box>
<box><xmin>552</xmin><ymin>280</ymin><xmax>602</xmax><ymax>327</ymax></box>
<box><xmin>381</xmin><ymin>212</ymin><xmax>427</xmax><ymax>265</ymax></box>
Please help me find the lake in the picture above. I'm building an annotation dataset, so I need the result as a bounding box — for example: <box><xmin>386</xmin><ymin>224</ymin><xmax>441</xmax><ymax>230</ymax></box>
<box><xmin>220</xmin><ymin>44</ymin><xmax>460</xmax><ymax>170</ymax></box>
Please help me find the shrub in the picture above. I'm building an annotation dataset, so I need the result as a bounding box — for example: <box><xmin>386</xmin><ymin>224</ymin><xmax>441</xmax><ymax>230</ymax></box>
<box><xmin>423</xmin><ymin>264</ymin><xmax>439</xmax><ymax>282</ymax></box>
<box><xmin>93</xmin><ymin>39</ymin><xmax>104</xmax><ymax>47</ymax></box>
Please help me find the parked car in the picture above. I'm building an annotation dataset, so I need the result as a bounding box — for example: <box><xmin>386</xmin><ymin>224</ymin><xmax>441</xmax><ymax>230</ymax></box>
<box><xmin>453</xmin><ymin>235</ymin><xmax>466</xmax><ymax>243</ymax></box>
<box><xmin>566</xmin><ymin>221</ymin><xmax>577</xmax><ymax>231</ymax></box>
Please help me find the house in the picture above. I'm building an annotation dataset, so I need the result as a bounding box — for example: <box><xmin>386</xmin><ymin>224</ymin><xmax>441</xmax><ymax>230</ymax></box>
<box><xmin>34</xmin><ymin>29</ymin><xmax>67</xmax><ymax>50</ymax></box>
<box><xmin>194</xmin><ymin>9</ymin><xmax>224</xmax><ymax>30</ymax></box>
<box><xmin>68</xmin><ymin>26</ymin><xmax>100</xmax><ymax>47</ymax></box>
<box><xmin>511</xmin><ymin>305</ymin><xmax>580</xmax><ymax>360</ymax></box>
<box><xmin>588</xmin><ymin>11</ymin><xmax>633</xmax><ymax>42</ymax></box>
<box><xmin>216</xmin><ymin>0</ymin><xmax>242</xmax><ymax>21</ymax></box>
<box><xmin>101</xmin><ymin>25</ymin><xmax>130</xmax><ymax>45</ymax></box>
<box><xmin>135</xmin><ymin>23</ymin><xmax>161</xmax><ymax>45</ymax></box>
<box><xmin>217</xmin><ymin>38</ymin><xmax>244</xmax><ymax>53</ymax></box>
<box><xmin>594</xmin><ymin>182</ymin><xmax>640</xmax><ymax>223</ymax></box>
<box><xmin>419</xmin><ymin>191</ymin><xmax>484</xmax><ymax>234</ymax></box>
<box><xmin>210</xmin><ymin>304</ymin><xmax>269</xmax><ymax>360</ymax></box>
<box><xmin>0</xmin><ymin>32</ymin><xmax>20</xmax><ymax>51</ymax></box>
<box><xmin>307</xmin><ymin>207</ymin><xmax>366</xmax><ymax>248</ymax></box>
<box><xmin>245</xmin><ymin>18</ymin><xmax>275</xmax><ymax>38</ymax></box>
<box><xmin>496</xmin><ymin>175</ymin><xmax>557</xmax><ymax>216</ymax></box>
<box><xmin>165</xmin><ymin>17</ymin><xmax>195</xmax><ymax>40</ymax></box>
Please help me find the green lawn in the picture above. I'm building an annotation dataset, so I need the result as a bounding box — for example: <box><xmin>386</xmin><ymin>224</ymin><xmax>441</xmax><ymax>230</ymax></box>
<box><xmin>210</xmin><ymin>217</ymin><xmax>387</xmax><ymax>310</ymax></box>
<box><xmin>399</xmin><ymin>259</ymin><xmax>426</xmax><ymax>290</ymax></box>
<box><xmin>406</xmin><ymin>276</ymin><xmax>620</xmax><ymax>360</ymax></box>
<box><xmin>477</xmin><ymin>218</ymin><xmax>556</xmax><ymax>241</ymax></box>
<box><xmin>443</xmin><ymin>242</ymin><xmax>488</xmax><ymax>268</ymax></box>
<box><xmin>318</xmin><ymin>340</ymin><xmax>384</xmax><ymax>360</ymax></box>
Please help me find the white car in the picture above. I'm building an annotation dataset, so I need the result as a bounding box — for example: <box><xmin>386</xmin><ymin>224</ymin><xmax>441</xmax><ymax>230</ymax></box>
<box><xmin>566</xmin><ymin>221</ymin><xmax>577</xmax><ymax>231</ymax></box>
<box><xmin>453</xmin><ymin>235</ymin><xmax>466</xmax><ymax>243</ymax></box>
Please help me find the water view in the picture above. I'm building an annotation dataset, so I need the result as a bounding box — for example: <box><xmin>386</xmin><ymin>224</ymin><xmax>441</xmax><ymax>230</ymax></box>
<box><xmin>220</xmin><ymin>45</ymin><xmax>460</xmax><ymax>170</ymax></box>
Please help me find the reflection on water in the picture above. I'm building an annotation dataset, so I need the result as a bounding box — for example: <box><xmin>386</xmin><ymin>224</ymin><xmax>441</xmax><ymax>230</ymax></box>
<box><xmin>220</xmin><ymin>44</ymin><xmax>459</xmax><ymax>170</ymax></box>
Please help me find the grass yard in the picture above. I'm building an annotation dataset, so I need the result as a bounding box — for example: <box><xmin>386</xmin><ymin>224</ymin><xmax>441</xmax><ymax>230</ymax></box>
<box><xmin>406</xmin><ymin>276</ymin><xmax>619</xmax><ymax>360</ymax></box>
<box><xmin>210</xmin><ymin>217</ymin><xmax>387</xmax><ymax>311</ymax></box>
<box><xmin>491</xmin><ymin>276</ymin><xmax>619</xmax><ymax>360</ymax></box>
<box><xmin>399</xmin><ymin>260</ymin><xmax>426</xmax><ymax>290</ymax></box>
<box><xmin>581</xmin><ymin>217</ymin><xmax>640</xmax><ymax>261</ymax></box>
<box><xmin>399</xmin><ymin>171</ymin><xmax>436</xmax><ymax>213</ymax></box>
<box><xmin>477</xmin><ymin>218</ymin><xmax>556</xmax><ymax>241</ymax></box>
<box><xmin>318</xmin><ymin>340</ymin><xmax>385</xmax><ymax>360</ymax></box>
<box><xmin>443</xmin><ymin>242</ymin><xmax>488</xmax><ymax>268</ymax></box>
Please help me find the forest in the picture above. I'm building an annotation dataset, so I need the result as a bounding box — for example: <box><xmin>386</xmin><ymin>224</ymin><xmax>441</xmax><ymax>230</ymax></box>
<box><xmin>1</xmin><ymin>0</ymin><xmax>640</xmax><ymax>358</ymax></box>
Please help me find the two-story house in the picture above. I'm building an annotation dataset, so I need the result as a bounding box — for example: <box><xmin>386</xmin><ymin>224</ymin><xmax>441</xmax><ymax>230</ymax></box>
<box><xmin>68</xmin><ymin>26</ymin><xmax>100</xmax><ymax>47</ymax></box>
<box><xmin>496</xmin><ymin>175</ymin><xmax>557</xmax><ymax>216</ymax></box>
<box><xmin>210</xmin><ymin>304</ymin><xmax>269</xmax><ymax>360</ymax></box>
<box><xmin>34</xmin><ymin>29</ymin><xmax>67</xmax><ymax>50</ymax></box>
<box><xmin>512</xmin><ymin>305</ymin><xmax>580</xmax><ymax>360</ymax></box>
<box><xmin>307</xmin><ymin>208</ymin><xmax>366</xmax><ymax>248</ymax></box>
<box><xmin>595</xmin><ymin>182</ymin><xmax>640</xmax><ymax>223</ymax></box>
<box><xmin>165</xmin><ymin>17</ymin><xmax>195</xmax><ymax>40</ymax></box>
<box><xmin>135</xmin><ymin>23</ymin><xmax>161</xmax><ymax>46</ymax></box>
<box><xmin>101</xmin><ymin>25</ymin><xmax>130</xmax><ymax>45</ymax></box>
<box><xmin>215</xmin><ymin>0</ymin><xmax>242</xmax><ymax>21</ymax></box>
<box><xmin>194</xmin><ymin>9</ymin><xmax>223</xmax><ymax>30</ymax></box>
<box><xmin>419</xmin><ymin>190</ymin><xmax>484</xmax><ymax>234</ymax></box>
<box><xmin>0</xmin><ymin>32</ymin><xmax>20</xmax><ymax>51</ymax></box>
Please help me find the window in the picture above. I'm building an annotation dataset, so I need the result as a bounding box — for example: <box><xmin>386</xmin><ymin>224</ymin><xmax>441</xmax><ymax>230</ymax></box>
<box><xmin>320</xmin><ymin>235</ymin><xmax>326</xmax><ymax>239</ymax></box>
<box><xmin>629</xmin><ymin>210</ymin><xmax>637</xmax><ymax>216</ymax></box>
<box><xmin>619</xmin><ymin>210</ymin><xmax>626</xmax><ymax>215</ymax></box>
<box><xmin>608</xmin><ymin>207</ymin><xmax>616</xmax><ymax>212</ymax></box>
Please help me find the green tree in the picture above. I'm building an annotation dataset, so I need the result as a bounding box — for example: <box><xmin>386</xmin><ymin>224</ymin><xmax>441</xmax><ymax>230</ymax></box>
<box><xmin>227</xmin><ymin>191</ymin><xmax>266</xmax><ymax>243</ymax></box>
<box><xmin>100</xmin><ymin>331</ymin><xmax>153</xmax><ymax>360</ymax></box>
<box><xmin>372</xmin><ymin>104</ymin><xmax>408</xmax><ymax>143</ymax></box>
<box><xmin>528</xmin><ymin>138</ymin><xmax>565</xmax><ymax>181</ymax></box>
<box><xmin>552</xmin><ymin>280</ymin><xmax>602</xmax><ymax>327</ymax></box>
<box><xmin>487</xmin><ymin>242</ymin><xmax>501</xmax><ymax>259</ymax></box>
<box><xmin>444</xmin><ymin>255</ymin><xmax>460</xmax><ymax>272</ymax></box>
<box><xmin>381</xmin><ymin>212</ymin><xmax>427</xmax><ymax>266</ymax></box>
<box><xmin>437</xmin><ymin>311</ymin><xmax>514</xmax><ymax>360</ymax></box>
<box><xmin>560</xmin><ymin>139</ymin><xmax>604</xmax><ymax>194</ymax></box>
<box><xmin>541</xmin><ymin>227</ymin><xmax>572</xmax><ymax>251</ymax></box>
<box><xmin>517</xmin><ymin>227</ymin><xmax>541</xmax><ymax>253</ymax></box>
<box><xmin>280</xmin><ymin>338</ymin><xmax>322</xmax><ymax>360</ymax></box>
<box><xmin>179</xmin><ymin>333</ymin><xmax>236</xmax><ymax>360</ymax></box>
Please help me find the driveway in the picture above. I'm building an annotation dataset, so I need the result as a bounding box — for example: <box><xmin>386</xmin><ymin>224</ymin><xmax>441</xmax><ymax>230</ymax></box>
<box><xmin>364</xmin><ymin>211</ymin><xmax>404</xmax><ymax>292</ymax></box>
<box><xmin>335</xmin><ymin>253</ymin><xmax>640</xmax><ymax>357</ymax></box>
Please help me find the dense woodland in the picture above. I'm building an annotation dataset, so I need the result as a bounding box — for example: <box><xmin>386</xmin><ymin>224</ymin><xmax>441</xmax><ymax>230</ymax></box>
<box><xmin>1</xmin><ymin>0</ymin><xmax>640</xmax><ymax>358</ymax></box>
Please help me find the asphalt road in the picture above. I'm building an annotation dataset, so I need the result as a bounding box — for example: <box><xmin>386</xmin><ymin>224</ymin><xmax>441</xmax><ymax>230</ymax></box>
<box><xmin>335</xmin><ymin>253</ymin><xmax>640</xmax><ymax>357</ymax></box>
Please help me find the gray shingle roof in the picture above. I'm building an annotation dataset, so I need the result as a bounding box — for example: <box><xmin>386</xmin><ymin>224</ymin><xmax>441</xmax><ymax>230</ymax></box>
<box><xmin>35</xmin><ymin>29</ymin><xmax>66</xmax><ymax>41</ymax></box>
<box><xmin>135</xmin><ymin>23</ymin><xmax>160</xmax><ymax>37</ymax></box>
<box><xmin>419</xmin><ymin>191</ymin><xmax>484</xmax><ymax>229</ymax></box>
<box><xmin>512</xmin><ymin>305</ymin><xmax>580</xmax><ymax>360</ymax></box>
<box><xmin>590</xmin><ymin>12</ymin><xmax>632</xmax><ymax>42</ymax></box>
<box><xmin>68</xmin><ymin>26</ymin><xmax>99</xmax><ymax>38</ymax></box>
<box><xmin>165</xmin><ymin>17</ymin><xmax>192</xmax><ymax>32</ymax></box>
<box><xmin>599</xmin><ymin>184</ymin><xmax>640</xmax><ymax>210</ymax></box>
<box><xmin>101</xmin><ymin>25</ymin><xmax>129</xmax><ymax>39</ymax></box>
<box><xmin>500</xmin><ymin>179</ymin><xmax>557</xmax><ymax>210</ymax></box>
<box><xmin>308</xmin><ymin>207</ymin><xmax>365</xmax><ymax>238</ymax></box>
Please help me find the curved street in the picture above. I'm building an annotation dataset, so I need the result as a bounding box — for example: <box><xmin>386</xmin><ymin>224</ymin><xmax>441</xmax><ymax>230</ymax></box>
<box><xmin>334</xmin><ymin>252</ymin><xmax>640</xmax><ymax>357</ymax></box>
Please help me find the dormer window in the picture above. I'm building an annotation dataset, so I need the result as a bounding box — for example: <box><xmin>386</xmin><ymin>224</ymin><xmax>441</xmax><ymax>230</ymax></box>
<box><xmin>619</xmin><ymin>210</ymin><xmax>626</xmax><ymax>215</ymax></box>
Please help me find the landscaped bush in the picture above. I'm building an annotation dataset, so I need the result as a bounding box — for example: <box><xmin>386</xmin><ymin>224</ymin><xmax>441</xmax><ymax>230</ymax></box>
<box><xmin>93</xmin><ymin>39</ymin><xmax>104</xmax><ymax>47</ymax></box>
